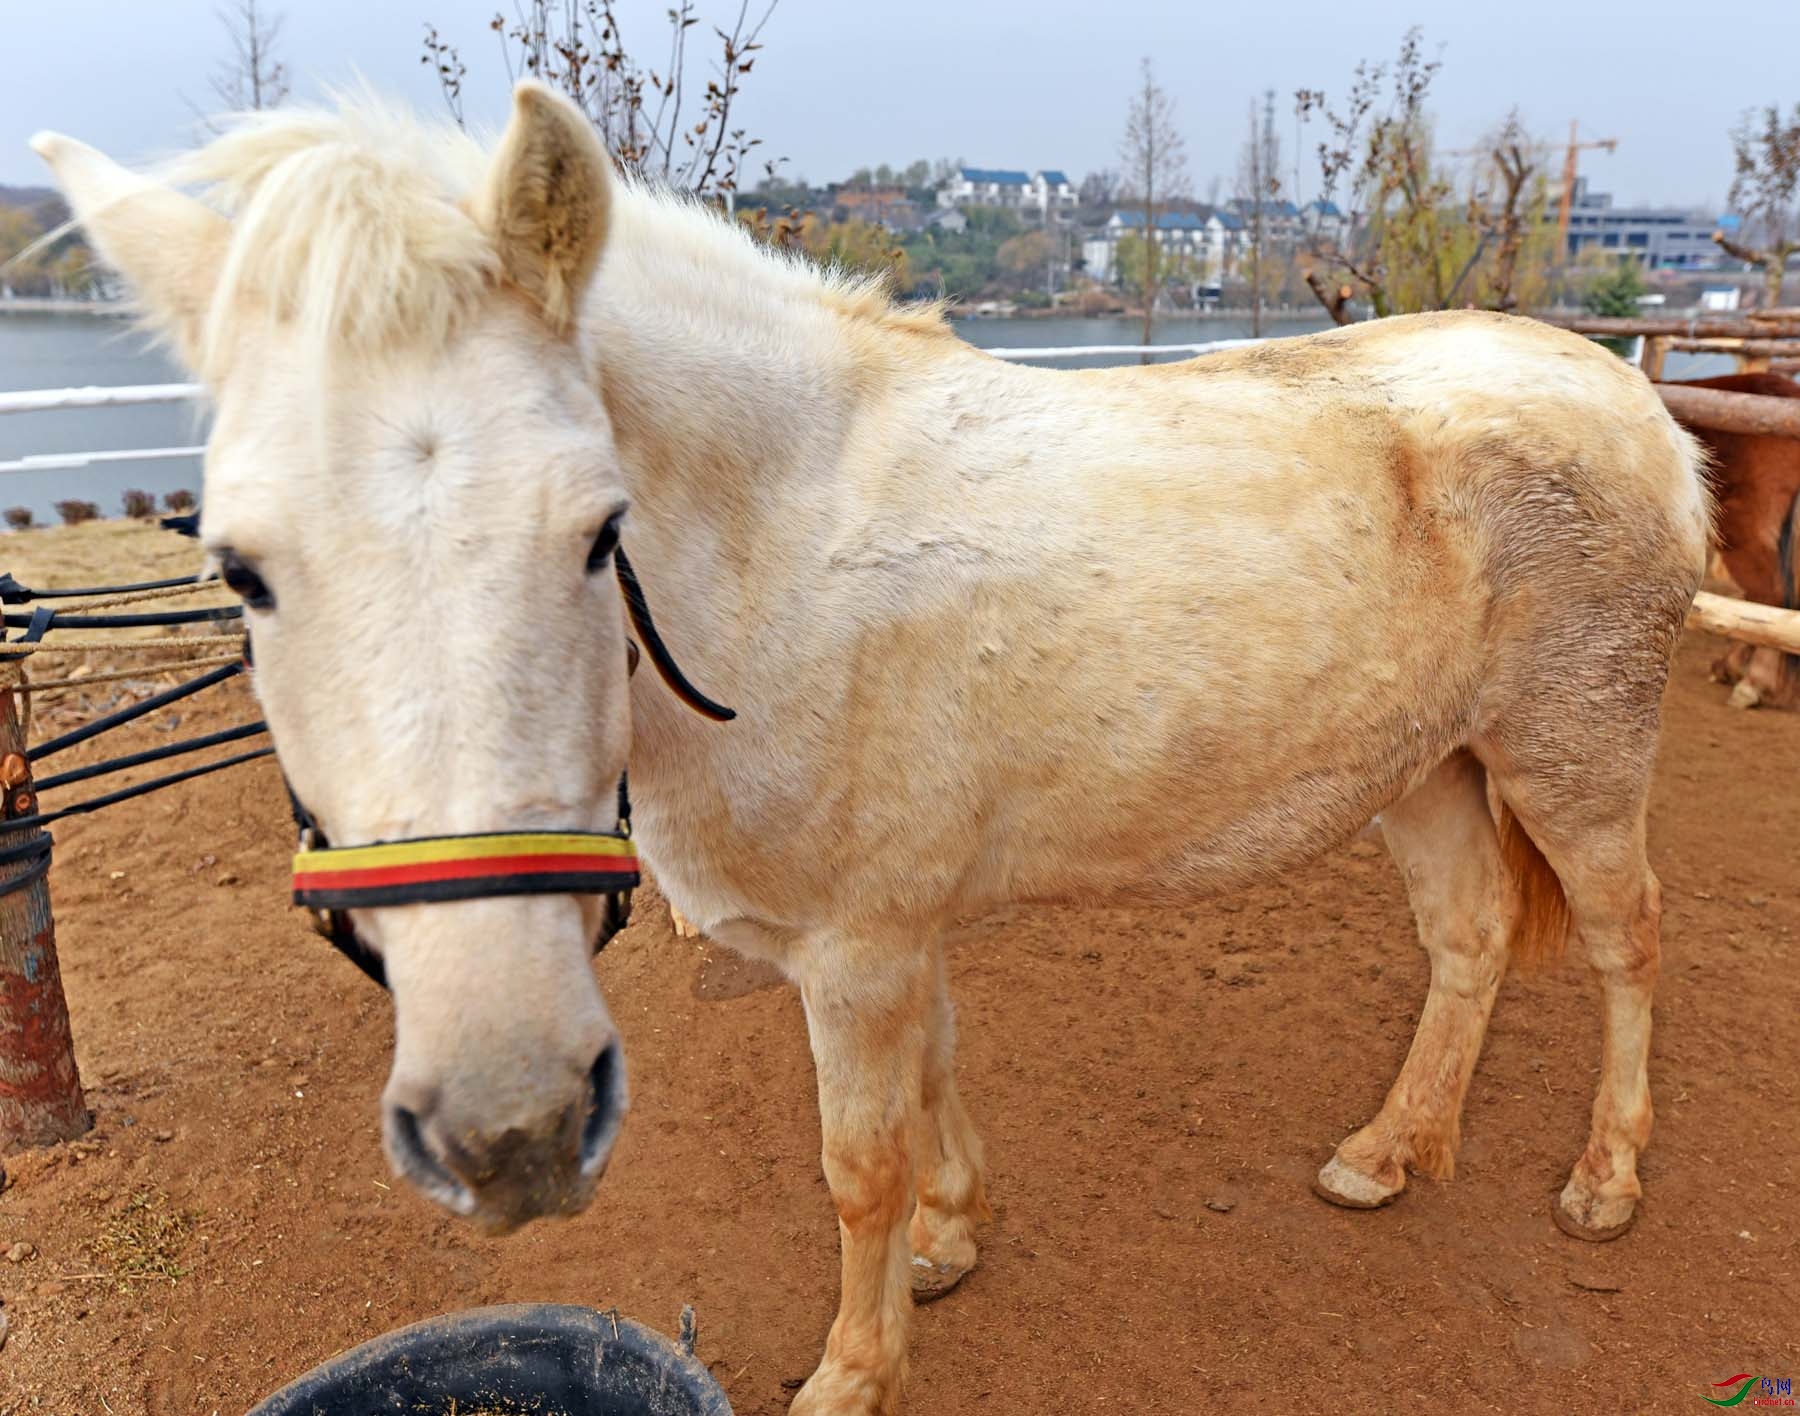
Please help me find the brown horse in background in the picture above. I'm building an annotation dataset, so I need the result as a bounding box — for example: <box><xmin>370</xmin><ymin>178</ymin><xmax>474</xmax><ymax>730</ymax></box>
<box><xmin>1675</xmin><ymin>372</ymin><xmax>1800</xmax><ymax>708</ymax></box>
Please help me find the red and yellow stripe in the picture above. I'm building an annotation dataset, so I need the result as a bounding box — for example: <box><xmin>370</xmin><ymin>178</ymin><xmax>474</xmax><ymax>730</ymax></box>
<box><xmin>293</xmin><ymin>831</ymin><xmax>638</xmax><ymax>910</ymax></box>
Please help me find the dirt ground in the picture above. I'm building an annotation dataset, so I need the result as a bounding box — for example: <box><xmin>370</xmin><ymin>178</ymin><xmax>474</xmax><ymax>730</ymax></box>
<box><xmin>0</xmin><ymin>524</ymin><xmax>1795</xmax><ymax>1415</ymax></box>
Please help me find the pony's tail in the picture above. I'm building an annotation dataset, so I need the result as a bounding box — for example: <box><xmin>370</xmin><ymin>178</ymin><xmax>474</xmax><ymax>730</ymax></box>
<box><xmin>1497</xmin><ymin>801</ymin><xmax>1570</xmax><ymax>972</ymax></box>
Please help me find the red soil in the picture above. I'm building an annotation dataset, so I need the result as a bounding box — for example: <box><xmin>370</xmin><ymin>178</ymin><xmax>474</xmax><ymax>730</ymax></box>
<box><xmin>0</xmin><ymin>630</ymin><xmax>1795</xmax><ymax>1415</ymax></box>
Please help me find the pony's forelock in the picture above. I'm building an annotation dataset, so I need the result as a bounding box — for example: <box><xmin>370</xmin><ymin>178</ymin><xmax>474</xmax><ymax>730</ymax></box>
<box><xmin>168</xmin><ymin>96</ymin><xmax>497</xmax><ymax>381</ymax></box>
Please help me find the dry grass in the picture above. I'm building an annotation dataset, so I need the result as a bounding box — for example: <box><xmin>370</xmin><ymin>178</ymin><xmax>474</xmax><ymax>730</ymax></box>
<box><xmin>2</xmin><ymin>519</ymin><xmax>214</xmax><ymax>600</ymax></box>
<box><xmin>1</xmin><ymin>520</ymin><xmax>240</xmax><ymax>735</ymax></box>
<box><xmin>89</xmin><ymin>1189</ymin><xmax>196</xmax><ymax>1291</ymax></box>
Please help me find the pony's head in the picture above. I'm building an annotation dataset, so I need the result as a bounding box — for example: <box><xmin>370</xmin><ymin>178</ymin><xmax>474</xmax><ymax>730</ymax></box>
<box><xmin>35</xmin><ymin>85</ymin><xmax>638</xmax><ymax>1231</ymax></box>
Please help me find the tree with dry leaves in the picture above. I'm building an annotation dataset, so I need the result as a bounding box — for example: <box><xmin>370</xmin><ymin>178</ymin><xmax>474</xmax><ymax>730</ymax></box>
<box><xmin>423</xmin><ymin>1</ymin><xmax>777</xmax><ymax>202</ymax></box>
<box><xmin>1296</xmin><ymin>29</ymin><xmax>1457</xmax><ymax>322</ymax></box>
<box><xmin>1714</xmin><ymin>104</ymin><xmax>1800</xmax><ymax>308</ymax></box>
<box><xmin>1119</xmin><ymin>58</ymin><xmax>1189</xmax><ymax>354</ymax></box>
<box><xmin>1296</xmin><ymin>32</ymin><xmax>1554</xmax><ymax>324</ymax></box>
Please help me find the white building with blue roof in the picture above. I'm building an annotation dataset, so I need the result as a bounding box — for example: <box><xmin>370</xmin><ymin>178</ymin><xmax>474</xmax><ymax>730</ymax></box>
<box><xmin>937</xmin><ymin>166</ymin><xmax>1077</xmax><ymax>221</ymax></box>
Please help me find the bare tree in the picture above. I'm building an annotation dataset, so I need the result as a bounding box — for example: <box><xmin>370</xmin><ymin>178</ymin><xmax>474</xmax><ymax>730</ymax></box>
<box><xmin>1078</xmin><ymin>169</ymin><xmax>1121</xmax><ymax>209</ymax></box>
<box><xmin>1714</xmin><ymin>103</ymin><xmax>1800</xmax><ymax>308</ymax></box>
<box><xmin>423</xmin><ymin>2</ymin><xmax>779</xmax><ymax>202</ymax></box>
<box><xmin>1236</xmin><ymin>89</ymin><xmax>1283</xmax><ymax>336</ymax></box>
<box><xmin>1296</xmin><ymin>28</ymin><xmax>1455</xmax><ymax>324</ymax></box>
<box><xmin>211</xmin><ymin>0</ymin><xmax>289</xmax><ymax>112</ymax></box>
<box><xmin>1453</xmin><ymin>111</ymin><xmax>1546</xmax><ymax>313</ymax></box>
<box><xmin>1119</xmin><ymin>57</ymin><xmax>1189</xmax><ymax>357</ymax></box>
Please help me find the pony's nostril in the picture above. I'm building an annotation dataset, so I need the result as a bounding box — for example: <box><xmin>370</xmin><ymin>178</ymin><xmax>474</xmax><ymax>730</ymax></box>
<box><xmin>580</xmin><ymin>1039</ymin><xmax>628</xmax><ymax>1177</ymax></box>
<box><xmin>385</xmin><ymin>1103</ymin><xmax>477</xmax><ymax>1216</ymax></box>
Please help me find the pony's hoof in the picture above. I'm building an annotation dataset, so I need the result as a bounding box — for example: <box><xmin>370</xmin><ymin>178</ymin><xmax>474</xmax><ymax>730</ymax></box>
<box><xmin>1312</xmin><ymin>1153</ymin><xmax>1403</xmax><ymax>1210</ymax></box>
<box><xmin>1553</xmin><ymin>1184</ymin><xmax>1637</xmax><ymax>1242</ymax></box>
<box><xmin>668</xmin><ymin>903</ymin><xmax>702</xmax><ymax>939</ymax></box>
<box><xmin>1727</xmin><ymin>680</ymin><xmax>1762</xmax><ymax>710</ymax></box>
<box><xmin>910</xmin><ymin>1251</ymin><xmax>972</xmax><ymax>1302</ymax></box>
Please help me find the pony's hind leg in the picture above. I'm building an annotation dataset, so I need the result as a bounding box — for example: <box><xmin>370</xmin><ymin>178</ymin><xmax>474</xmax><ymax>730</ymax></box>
<box><xmin>1315</xmin><ymin>751</ymin><xmax>1517</xmax><ymax>1209</ymax></box>
<box><xmin>909</xmin><ymin>943</ymin><xmax>990</xmax><ymax>1300</ymax></box>
<box><xmin>1481</xmin><ymin>761</ymin><xmax>1662</xmax><ymax>1241</ymax></box>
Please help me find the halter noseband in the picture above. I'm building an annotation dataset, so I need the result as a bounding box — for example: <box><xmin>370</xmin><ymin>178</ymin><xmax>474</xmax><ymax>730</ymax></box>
<box><xmin>283</xmin><ymin>546</ymin><xmax>732</xmax><ymax>991</ymax></box>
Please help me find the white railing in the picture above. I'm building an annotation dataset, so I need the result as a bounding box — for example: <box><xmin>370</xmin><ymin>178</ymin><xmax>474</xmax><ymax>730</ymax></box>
<box><xmin>0</xmin><ymin>382</ymin><xmax>203</xmax><ymax>416</ymax></box>
<box><xmin>978</xmin><ymin>338</ymin><xmax>1262</xmax><ymax>360</ymax></box>
<box><xmin>0</xmin><ymin>445</ymin><xmax>208</xmax><ymax>474</ymax></box>
<box><xmin>0</xmin><ymin>341</ymin><xmax>1265</xmax><ymax>475</ymax></box>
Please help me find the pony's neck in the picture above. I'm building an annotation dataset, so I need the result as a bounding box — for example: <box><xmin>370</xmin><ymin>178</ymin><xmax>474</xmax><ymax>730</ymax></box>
<box><xmin>585</xmin><ymin>188</ymin><xmax>880</xmax><ymax>544</ymax></box>
<box><xmin>582</xmin><ymin>188</ymin><xmax>901</xmax><ymax>744</ymax></box>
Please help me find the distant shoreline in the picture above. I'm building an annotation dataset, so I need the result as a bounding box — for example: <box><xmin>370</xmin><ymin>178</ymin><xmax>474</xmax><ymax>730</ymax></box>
<box><xmin>0</xmin><ymin>297</ymin><xmax>128</xmax><ymax>317</ymax></box>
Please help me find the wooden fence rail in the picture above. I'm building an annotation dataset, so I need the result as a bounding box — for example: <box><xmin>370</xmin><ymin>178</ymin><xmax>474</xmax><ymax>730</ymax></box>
<box><xmin>1653</xmin><ymin>382</ymin><xmax>1800</xmax><ymax>439</ymax></box>
<box><xmin>1686</xmin><ymin>592</ymin><xmax>1800</xmax><ymax>655</ymax></box>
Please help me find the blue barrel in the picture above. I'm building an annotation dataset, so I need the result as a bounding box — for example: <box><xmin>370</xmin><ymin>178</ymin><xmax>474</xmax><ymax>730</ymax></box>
<box><xmin>246</xmin><ymin>1304</ymin><xmax>732</xmax><ymax>1416</ymax></box>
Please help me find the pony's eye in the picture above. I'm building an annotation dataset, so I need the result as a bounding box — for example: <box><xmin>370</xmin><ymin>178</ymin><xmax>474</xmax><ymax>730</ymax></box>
<box><xmin>217</xmin><ymin>551</ymin><xmax>275</xmax><ymax>611</ymax></box>
<box><xmin>586</xmin><ymin>509</ymin><xmax>626</xmax><ymax>573</ymax></box>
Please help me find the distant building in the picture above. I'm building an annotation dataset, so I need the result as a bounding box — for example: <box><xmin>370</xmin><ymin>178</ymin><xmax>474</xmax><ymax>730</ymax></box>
<box><xmin>1562</xmin><ymin>179</ymin><xmax>1724</xmax><ymax>269</ymax></box>
<box><xmin>1084</xmin><ymin>207</ymin><xmax>1244</xmax><ymax>285</ymax></box>
<box><xmin>937</xmin><ymin>166</ymin><xmax>1077</xmax><ymax>221</ymax></box>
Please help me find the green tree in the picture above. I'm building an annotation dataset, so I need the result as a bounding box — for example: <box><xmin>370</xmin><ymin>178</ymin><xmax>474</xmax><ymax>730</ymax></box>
<box><xmin>1580</xmin><ymin>257</ymin><xmax>1646</xmax><ymax>317</ymax></box>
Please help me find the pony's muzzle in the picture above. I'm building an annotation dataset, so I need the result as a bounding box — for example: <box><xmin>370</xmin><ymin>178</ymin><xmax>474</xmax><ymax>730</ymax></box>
<box><xmin>381</xmin><ymin>1039</ymin><xmax>628</xmax><ymax>1229</ymax></box>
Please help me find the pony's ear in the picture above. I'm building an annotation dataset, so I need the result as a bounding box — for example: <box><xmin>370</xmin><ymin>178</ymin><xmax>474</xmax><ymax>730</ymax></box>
<box><xmin>478</xmin><ymin>81</ymin><xmax>613</xmax><ymax>336</ymax></box>
<box><xmin>30</xmin><ymin>132</ymin><xmax>228</xmax><ymax>371</ymax></box>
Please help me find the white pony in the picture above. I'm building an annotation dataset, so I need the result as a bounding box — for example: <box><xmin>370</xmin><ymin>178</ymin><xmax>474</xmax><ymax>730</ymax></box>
<box><xmin>36</xmin><ymin>84</ymin><xmax>1709</xmax><ymax>1415</ymax></box>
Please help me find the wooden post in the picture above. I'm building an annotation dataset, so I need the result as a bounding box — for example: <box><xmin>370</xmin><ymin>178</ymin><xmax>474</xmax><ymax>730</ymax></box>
<box><xmin>1640</xmin><ymin>335</ymin><xmax>1670</xmax><ymax>382</ymax></box>
<box><xmin>0</xmin><ymin>667</ymin><xmax>89</xmax><ymax>1149</ymax></box>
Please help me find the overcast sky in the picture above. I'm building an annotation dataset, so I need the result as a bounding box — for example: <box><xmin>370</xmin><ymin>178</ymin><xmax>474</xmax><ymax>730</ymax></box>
<box><xmin>3</xmin><ymin>1</ymin><xmax>1795</xmax><ymax>211</ymax></box>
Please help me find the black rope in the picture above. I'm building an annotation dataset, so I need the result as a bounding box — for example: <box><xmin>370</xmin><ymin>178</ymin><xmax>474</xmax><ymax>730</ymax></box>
<box><xmin>0</xmin><ymin>572</ymin><xmax>201</xmax><ymax>604</ymax></box>
<box><xmin>1</xmin><ymin>604</ymin><xmax>240</xmax><ymax>630</ymax></box>
<box><xmin>0</xmin><ymin>834</ymin><xmax>53</xmax><ymax>900</ymax></box>
<box><xmin>613</xmin><ymin>546</ymin><xmax>735</xmax><ymax>722</ymax></box>
<box><xmin>2</xmin><ymin>747</ymin><xmax>276</xmax><ymax>834</ymax></box>
<box><xmin>34</xmin><ymin>720</ymin><xmax>268</xmax><ymax>793</ymax></box>
<box><xmin>27</xmin><ymin>661</ymin><xmax>244</xmax><ymax>762</ymax></box>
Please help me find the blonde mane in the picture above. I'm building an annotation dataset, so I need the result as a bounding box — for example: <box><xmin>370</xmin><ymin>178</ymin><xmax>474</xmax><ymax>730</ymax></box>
<box><xmin>165</xmin><ymin>95</ymin><xmax>942</xmax><ymax>382</ymax></box>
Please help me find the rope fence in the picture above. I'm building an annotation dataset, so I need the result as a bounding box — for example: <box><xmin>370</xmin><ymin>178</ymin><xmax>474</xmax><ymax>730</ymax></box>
<box><xmin>0</xmin><ymin>557</ymin><xmax>268</xmax><ymax>904</ymax></box>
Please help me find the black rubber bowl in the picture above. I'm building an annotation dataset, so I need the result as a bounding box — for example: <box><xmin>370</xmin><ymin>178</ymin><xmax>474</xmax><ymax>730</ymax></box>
<box><xmin>246</xmin><ymin>1304</ymin><xmax>731</xmax><ymax>1416</ymax></box>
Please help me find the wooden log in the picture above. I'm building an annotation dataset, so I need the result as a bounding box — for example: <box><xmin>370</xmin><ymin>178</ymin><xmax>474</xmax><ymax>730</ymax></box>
<box><xmin>1654</xmin><ymin>383</ymin><xmax>1800</xmax><ymax>440</ymax></box>
<box><xmin>1528</xmin><ymin>312</ymin><xmax>1800</xmax><ymax>338</ymax></box>
<box><xmin>1663</xmin><ymin>336</ymin><xmax>1800</xmax><ymax>358</ymax></box>
<box><xmin>0</xmin><ymin>666</ymin><xmax>88</xmax><ymax>1149</ymax></box>
<box><xmin>1769</xmin><ymin>358</ymin><xmax>1800</xmax><ymax>375</ymax></box>
<box><xmin>1639</xmin><ymin>335</ymin><xmax>1670</xmax><ymax>381</ymax></box>
<box><xmin>1686</xmin><ymin>592</ymin><xmax>1800</xmax><ymax>655</ymax></box>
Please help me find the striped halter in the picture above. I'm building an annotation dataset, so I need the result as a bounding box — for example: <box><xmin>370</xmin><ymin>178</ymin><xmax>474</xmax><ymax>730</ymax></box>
<box><xmin>285</xmin><ymin>546</ymin><xmax>732</xmax><ymax>990</ymax></box>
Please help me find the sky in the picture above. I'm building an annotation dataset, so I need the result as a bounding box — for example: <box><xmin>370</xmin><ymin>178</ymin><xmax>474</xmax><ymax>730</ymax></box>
<box><xmin>2</xmin><ymin>1</ymin><xmax>1796</xmax><ymax>212</ymax></box>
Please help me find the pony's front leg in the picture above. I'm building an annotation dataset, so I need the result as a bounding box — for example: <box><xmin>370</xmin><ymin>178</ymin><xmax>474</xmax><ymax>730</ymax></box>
<box><xmin>791</xmin><ymin>932</ymin><xmax>932</xmax><ymax>1416</ymax></box>
<box><xmin>909</xmin><ymin>943</ymin><xmax>990</xmax><ymax>1300</ymax></box>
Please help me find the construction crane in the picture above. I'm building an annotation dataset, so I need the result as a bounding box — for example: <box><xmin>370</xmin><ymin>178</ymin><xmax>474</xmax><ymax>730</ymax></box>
<box><xmin>1440</xmin><ymin>124</ymin><xmax>1618</xmax><ymax>254</ymax></box>
<box><xmin>1555</xmin><ymin>121</ymin><xmax>1620</xmax><ymax>249</ymax></box>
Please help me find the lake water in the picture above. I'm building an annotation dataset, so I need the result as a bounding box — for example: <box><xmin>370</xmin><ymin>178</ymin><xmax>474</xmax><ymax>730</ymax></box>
<box><xmin>0</xmin><ymin>309</ymin><xmax>1742</xmax><ymax>523</ymax></box>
